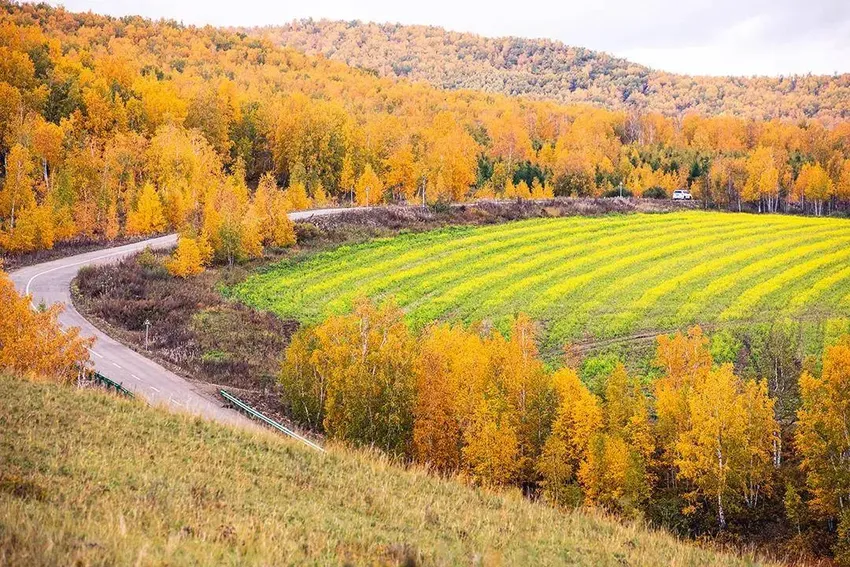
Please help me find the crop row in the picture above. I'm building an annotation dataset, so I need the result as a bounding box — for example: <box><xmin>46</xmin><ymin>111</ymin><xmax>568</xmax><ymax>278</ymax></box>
<box><xmin>232</xmin><ymin>212</ymin><xmax>850</xmax><ymax>344</ymax></box>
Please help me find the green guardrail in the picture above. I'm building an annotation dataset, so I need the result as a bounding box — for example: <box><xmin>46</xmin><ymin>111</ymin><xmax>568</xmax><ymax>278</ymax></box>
<box><xmin>90</xmin><ymin>370</ymin><xmax>135</xmax><ymax>398</ymax></box>
<box><xmin>220</xmin><ymin>389</ymin><xmax>325</xmax><ymax>453</ymax></box>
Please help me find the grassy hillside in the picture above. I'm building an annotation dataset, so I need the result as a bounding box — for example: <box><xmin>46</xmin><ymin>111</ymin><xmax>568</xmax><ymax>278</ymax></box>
<box><xmin>232</xmin><ymin>211</ymin><xmax>850</xmax><ymax>353</ymax></box>
<box><xmin>251</xmin><ymin>20</ymin><xmax>850</xmax><ymax>121</ymax></box>
<box><xmin>0</xmin><ymin>375</ymin><xmax>766</xmax><ymax>566</ymax></box>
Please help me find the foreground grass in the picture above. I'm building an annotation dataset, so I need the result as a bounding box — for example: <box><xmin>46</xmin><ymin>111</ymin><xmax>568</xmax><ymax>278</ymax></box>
<box><xmin>231</xmin><ymin>211</ymin><xmax>850</xmax><ymax>352</ymax></box>
<box><xmin>0</xmin><ymin>375</ymin><xmax>764</xmax><ymax>566</ymax></box>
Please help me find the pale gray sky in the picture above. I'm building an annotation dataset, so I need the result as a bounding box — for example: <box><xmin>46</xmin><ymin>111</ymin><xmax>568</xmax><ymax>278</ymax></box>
<box><xmin>50</xmin><ymin>0</ymin><xmax>850</xmax><ymax>76</ymax></box>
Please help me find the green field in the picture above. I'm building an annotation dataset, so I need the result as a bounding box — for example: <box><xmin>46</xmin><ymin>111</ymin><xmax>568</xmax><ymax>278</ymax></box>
<box><xmin>232</xmin><ymin>211</ymin><xmax>850</xmax><ymax>350</ymax></box>
<box><xmin>0</xmin><ymin>374</ymin><xmax>766</xmax><ymax>566</ymax></box>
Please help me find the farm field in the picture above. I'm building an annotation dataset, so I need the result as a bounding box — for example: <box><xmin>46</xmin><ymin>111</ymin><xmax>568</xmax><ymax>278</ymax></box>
<box><xmin>231</xmin><ymin>211</ymin><xmax>850</xmax><ymax>351</ymax></box>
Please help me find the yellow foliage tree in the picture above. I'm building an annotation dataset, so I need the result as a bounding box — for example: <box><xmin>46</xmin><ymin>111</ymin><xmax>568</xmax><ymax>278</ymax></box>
<box><xmin>126</xmin><ymin>183</ymin><xmax>166</xmax><ymax>235</ymax></box>
<box><xmin>252</xmin><ymin>173</ymin><xmax>296</xmax><ymax>249</ymax></box>
<box><xmin>0</xmin><ymin>143</ymin><xmax>36</xmax><ymax>230</ymax></box>
<box><xmin>413</xmin><ymin>324</ymin><xmax>489</xmax><ymax>473</ymax></box>
<box><xmin>505</xmin><ymin>179</ymin><xmax>532</xmax><ymax>199</ymax></box>
<box><xmin>676</xmin><ymin>364</ymin><xmax>777</xmax><ymax>528</ymax></box>
<box><xmin>104</xmin><ymin>199</ymin><xmax>120</xmax><ymax>241</ymax></box>
<box><xmin>166</xmin><ymin>234</ymin><xmax>205</xmax><ymax>278</ymax></box>
<box><xmin>423</xmin><ymin>112</ymin><xmax>476</xmax><ymax>203</ymax></box>
<box><xmin>579</xmin><ymin>364</ymin><xmax>653</xmax><ymax>514</ymax></box>
<box><xmin>0</xmin><ymin>268</ymin><xmax>92</xmax><ymax>382</ymax></box>
<box><xmin>653</xmin><ymin>326</ymin><xmax>713</xmax><ymax>473</ymax></box>
<box><xmin>796</xmin><ymin>338</ymin><xmax>850</xmax><ymax>521</ymax></box>
<box><xmin>385</xmin><ymin>144</ymin><xmax>418</xmax><ymax>201</ymax></box>
<box><xmin>240</xmin><ymin>205</ymin><xmax>264</xmax><ymax>259</ymax></box>
<box><xmin>530</xmin><ymin>177</ymin><xmax>553</xmax><ymax>199</ymax></box>
<box><xmin>488</xmin><ymin>314</ymin><xmax>554</xmax><ymax>483</ymax></box>
<box><xmin>279</xmin><ymin>325</ymin><xmax>326</xmax><ymax>429</ymax></box>
<box><xmin>580</xmin><ymin>433</ymin><xmax>648</xmax><ymax>514</ymax></box>
<box><xmin>1</xmin><ymin>202</ymin><xmax>54</xmax><ymax>253</ymax></box>
<box><xmin>311</xmin><ymin>181</ymin><xmax>330</xmax><ymax>208</ymax></box>
<box><xmin>537</xmin><ymin>367</ymin><xmax>602</xmax><ymax>506</ymax></box>
<box><xmin>795</xmin><ymin>162</ymin><xmax>834</xmax><ymax>216</ymax></box>
<box><xmin>462</xmin><ymin>397</ymin><xmax>521</xmax><ymax>487</ymax></box>
<box><xmin>355</xmin><ymin>163</ymin><xmax>382</xmax><ymax>206</ymax></box>
<box><xmin>268</xmin><ymin>193</ymin><xmax>297</xmax><ymax>248</ymax></box>
<box><xmin>837</xmin><ymin>160</ymin><xmax>850</xmax><ymax>202</ymax></box>
<box><xmin>284</xmin><ymin>180</ymin><xmax>312</xmax><ymax>211</ymax></box>
<box><xmin>742</xmin><ymin>146</ymin><xmax>780</xmax><ymax>212</ymax></box>
<box><xmin>299</xmin><ymin>299</ymin><xmax>416</xmax><ymax>456</ymax></box>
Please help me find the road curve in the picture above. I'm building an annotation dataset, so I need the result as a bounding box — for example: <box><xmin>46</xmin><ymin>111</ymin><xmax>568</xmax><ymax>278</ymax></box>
<box><xmin>9</xmin><ymin>207</ymin><xmax>355</xmax><ymax>429</ymax></box>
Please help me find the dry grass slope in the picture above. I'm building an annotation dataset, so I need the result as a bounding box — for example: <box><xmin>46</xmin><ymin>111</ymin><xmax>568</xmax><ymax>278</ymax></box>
<box><xmin>0</xmin><ymin>375</ymin><xmax>766</xmax><ymax>566</ymax></box>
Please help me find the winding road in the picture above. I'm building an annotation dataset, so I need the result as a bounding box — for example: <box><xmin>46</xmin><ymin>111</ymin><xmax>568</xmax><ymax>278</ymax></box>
<box><xmin>9</xmin><ymin>207</ymin><xmax>352</xmax><ymax>429</ymax></box>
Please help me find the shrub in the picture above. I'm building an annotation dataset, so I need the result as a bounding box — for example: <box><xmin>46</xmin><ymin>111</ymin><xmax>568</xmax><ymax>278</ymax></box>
<box><xmin>602</xmin><ymin>187</ymin><xmax>634</xmax><ymax>198</ymax></box>
<box><xmin>166</xmin><ymin>236</ymin><xmax>205</xmax><ymax>278</ymax></box>
<box><xmin>642</xmin><ymin>186</ymin><xmax>668</xmax><ymax>199</ymax></box>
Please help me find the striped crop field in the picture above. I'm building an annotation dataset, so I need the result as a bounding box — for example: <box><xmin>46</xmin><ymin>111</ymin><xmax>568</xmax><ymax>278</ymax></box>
<box><xmin>231</xmin><ymin>211</ymin><xmax>850</xmax><ymax>350</ymax></box>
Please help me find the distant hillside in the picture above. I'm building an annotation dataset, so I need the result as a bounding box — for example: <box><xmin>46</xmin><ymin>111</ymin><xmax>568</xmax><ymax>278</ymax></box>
<box><xmin>250</xmin><ymin>20</ymin><xmax>850</xmax><ymax>122</ymax></box>
<box><xmin>0</xmin><ymin>374</ymin><xmax>766</xmax><ymax>566</ymax></box>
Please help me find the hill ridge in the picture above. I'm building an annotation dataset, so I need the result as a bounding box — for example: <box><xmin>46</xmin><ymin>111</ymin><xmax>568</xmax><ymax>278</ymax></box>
<box><xmin>248</xmin><ymin>19</ymin><xmax>850</xmax><ymax>122</ymax></box>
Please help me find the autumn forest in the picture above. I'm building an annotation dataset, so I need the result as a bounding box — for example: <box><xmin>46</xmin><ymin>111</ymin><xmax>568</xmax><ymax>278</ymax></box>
<box><xmin>3</xmin><ymin>1</ymin><xmax>850</xmax><ymax>565</ymax></box>
<box><xmin>1</xmin><ymin>3</ymin><xmax>850</xmax><ymax>258</ymax></box>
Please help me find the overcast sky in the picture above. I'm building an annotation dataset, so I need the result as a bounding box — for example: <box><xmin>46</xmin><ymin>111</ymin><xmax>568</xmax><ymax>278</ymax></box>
<box><xmin>50</xmin><ymin>0</ymin><xmax>850</xmax><ymax>76</ymax></box>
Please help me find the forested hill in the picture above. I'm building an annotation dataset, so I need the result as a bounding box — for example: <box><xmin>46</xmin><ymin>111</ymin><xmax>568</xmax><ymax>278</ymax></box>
<box><xmin>2</xmin><ymin>2</ymin><xmax>850</xmax><ymax>258</ymax></box>
<box><xmin>250</xmin><ymin>20</ymin><xmax>850</xmax><ymax>123</ymax></box>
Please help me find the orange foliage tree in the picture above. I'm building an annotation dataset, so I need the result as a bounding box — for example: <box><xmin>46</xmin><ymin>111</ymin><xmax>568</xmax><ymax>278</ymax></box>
<box><xmin>796</xmin><ymin>338</ymin><xmax>850</xmax><ymax>526</ymax></box>
<box><xmin>0</xmin><ymin>267</ymin><xmax>92</xmax><ymax>382</ymax></box>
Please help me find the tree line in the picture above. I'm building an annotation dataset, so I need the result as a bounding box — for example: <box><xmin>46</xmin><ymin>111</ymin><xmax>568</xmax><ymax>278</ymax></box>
<box><xmin>281</xmin><ymin>299</ymin><xmax>850</xmax><ymax>562</ymax></box>
<box><xmin>2</xmin><ymin>3</ymin><xmax>850</xmax><ymax>258</ymax></box>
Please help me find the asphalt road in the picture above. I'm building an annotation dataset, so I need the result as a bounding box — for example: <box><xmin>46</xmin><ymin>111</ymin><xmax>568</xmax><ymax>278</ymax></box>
<box><xmin>9</xmin><ymin>207</ymin><xmax>354</xmax><ymax>429</ymax></box>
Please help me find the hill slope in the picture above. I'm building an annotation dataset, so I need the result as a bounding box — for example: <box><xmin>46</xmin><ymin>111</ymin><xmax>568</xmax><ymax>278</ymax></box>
<box><xmin>0</xmin><ymin>374</ymin><xmax>765</xmax><ymax>566</ymax></box>
<box><xmin>250</xmin><ymin>20</ymin><xmax>850</xmax><ymax>122</ymax></box>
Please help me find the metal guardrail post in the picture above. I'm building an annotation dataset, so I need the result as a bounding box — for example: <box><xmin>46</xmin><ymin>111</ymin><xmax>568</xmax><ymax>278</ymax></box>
<box><xmin>89</xmin><ymin>369</ymin><xmax>135</xmax><ymax>398</ymax></box>
<box><xmin>220</xmin><ymin>389</ymin><xmax>325</xmax><ymax>453</ymax></box>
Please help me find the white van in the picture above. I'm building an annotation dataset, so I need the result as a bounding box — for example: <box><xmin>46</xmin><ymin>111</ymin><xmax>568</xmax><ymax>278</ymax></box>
<box><xmin>672</xmin><ymin>189</ymin><xmax>692</xmax><ymax>200</ymax></box>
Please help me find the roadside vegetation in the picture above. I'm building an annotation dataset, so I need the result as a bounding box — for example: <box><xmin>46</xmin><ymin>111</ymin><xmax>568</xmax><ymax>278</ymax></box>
<box><xmin>0</xmin><ymin>265</ymin><xmax>90</xmax><ymax>381</ymax></box>
<box><xmin>0</xmin><ymin>373</ymin><xmax>772</xmax><ymax>567</ymax></box>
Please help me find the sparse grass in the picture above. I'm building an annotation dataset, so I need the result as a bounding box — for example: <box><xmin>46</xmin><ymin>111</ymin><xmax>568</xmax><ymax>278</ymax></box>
<box><xmin>231</xmin><ymin>211</ymin><xmax>850</xmax><ymax>355</ymax></box>
<box><xmin>0</xmin><ymin>374</ymin><xmax>768</xmax><ymax>566</ymax></box>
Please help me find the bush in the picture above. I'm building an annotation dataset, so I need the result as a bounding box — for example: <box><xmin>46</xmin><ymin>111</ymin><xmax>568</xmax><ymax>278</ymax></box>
<box><xmin>602</xmin><ymin>187</ymin><xmax>634</xmax><ymax>198</ymax></box>
<box><xmin>642</xmin><ymin>187</ymin><xmax>668</xmax><ymax>199</ymax></box>
<box><xmin>166</xmin><ymin>236</ymin><xmax>205</xmax><ymax>278</ymax></box>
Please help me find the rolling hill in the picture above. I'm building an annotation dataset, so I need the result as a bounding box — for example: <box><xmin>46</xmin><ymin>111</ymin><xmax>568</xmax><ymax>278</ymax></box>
<box><xmin>249</xmin><ymin>19</ymin><xmax>850</xmax><ymax>122</ymax></box>
<box><xmin>0</xmin><ymin>373</ymin><xmax>767</xmax><ymax>566</ymax></box>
